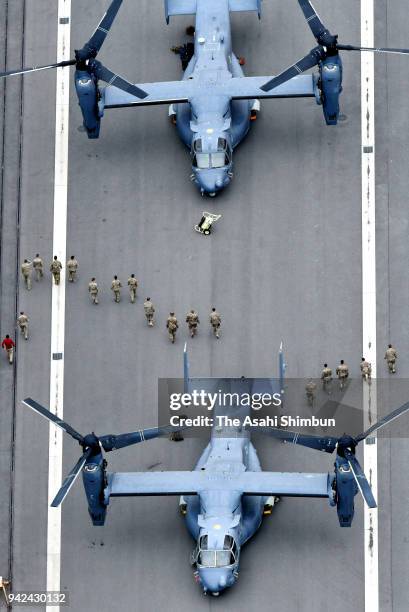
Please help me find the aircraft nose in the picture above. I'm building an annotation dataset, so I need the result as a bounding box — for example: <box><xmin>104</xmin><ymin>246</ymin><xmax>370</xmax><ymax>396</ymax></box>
<box><xmin>196</xmin><ymin>169</ymin><xmax>230</xmax><ymax>195</ymax></box>
<box><xmin>198</xmin><ymin>568</ymin><xmax>235</xmax><ymax>593</ymax></box>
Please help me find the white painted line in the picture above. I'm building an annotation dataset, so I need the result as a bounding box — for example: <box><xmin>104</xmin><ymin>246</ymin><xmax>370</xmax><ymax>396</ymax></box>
<box><xmin>47</xmin><ymin>2</ymin><xmax>71</xmax><ymax>610</ymax></box>
<box><xmin>361</xmin><ymin>0</ymin><xmax>378</xmax><ymax>610</ymax></box>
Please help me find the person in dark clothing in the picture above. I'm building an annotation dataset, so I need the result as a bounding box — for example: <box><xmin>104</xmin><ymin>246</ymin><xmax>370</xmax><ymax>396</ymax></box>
<box><xmin>171</xmin><ymin>42</ymin><xmax>194</xmax><ymax>71</ymax></box>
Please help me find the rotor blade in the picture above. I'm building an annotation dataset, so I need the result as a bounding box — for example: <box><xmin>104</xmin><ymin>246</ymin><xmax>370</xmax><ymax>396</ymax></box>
<box><xmin>260</xmin><ymin>47</ymin><xmax>324</xmax><ymax>92</ymax></box>
<box><xmin>338</xmin><ymin>44</ymin><xmax>409</xmax><ymax>56</ymax></box>
<box><xmin>253</xmin><ymin>426</ymin><xmax>338</xmax><ymax>453</ymax></box>
<box><xmin>99</xmin><ymin>421</ymin><xmax>188</xmax><ymax>452</ymax></box>
<box><xmin>355</xmin><ymin>400</ymin><xmax>409</xmax><ymax>442</ymax></box>
<box><xmin>0</xmin><ymin>59</ymin><xmax>76</xmax><ymax>79</ymax></box>
<box><xmin>22</xmin><ymin>398</ymin><xmax>84</xmax><ymax>443</ymax></box>
<box><xmin>50</xmin><ymin>448</ymin><xmax>93</xmax><ymax>507</ymax></box>
<box><xmin>91</xmin><ymin>60</ymin><xmax>148</xmax><ymax>99</ymax></box>
<box><xmin>344</xmin><ymin>448</ymin><xmax>377</xmax><ymax>508</ymax></box>
<box><xmin>297</xmin><ymin>0</ymin><xmax>327</xmax><ymax>40</ymax></box>
<box><xmin>86</xmin><ymin>0</ymin><xmax>123</xmax><ymax>55</ymax></box>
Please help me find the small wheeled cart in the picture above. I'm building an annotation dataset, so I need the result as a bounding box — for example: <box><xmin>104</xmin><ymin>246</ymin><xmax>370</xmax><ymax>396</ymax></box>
<box><xmin>194</xmin><ymin>212</ymin><xmax>222</xmax><ymax>235</ymax></box>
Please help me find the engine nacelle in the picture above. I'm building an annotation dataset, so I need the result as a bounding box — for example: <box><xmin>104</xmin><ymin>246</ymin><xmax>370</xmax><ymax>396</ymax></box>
<box><xmin>75</xmin><ymin>69</ymin><xmax>101</xmax><ymax>139</ymax></box>
<box><xmin>334</xmin><ymin>456</ymin><xmax>358</xmax><ymax>527</ymax></box>
<box><xmin>318</xmin><ymin>55</ymin><xmax>343</xmax><ymax>125</ymax></box>
<box><xmin>82</xmin><ymin>452</ymin><xmax>107</xmax><ymax>525</ymax></box>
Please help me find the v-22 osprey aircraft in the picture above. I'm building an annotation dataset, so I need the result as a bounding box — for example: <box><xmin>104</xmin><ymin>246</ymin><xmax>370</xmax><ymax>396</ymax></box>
<box><xmin>2</xmin><ymin>0</ymin><xmax>409</xmax><ymax>196</ymax></box>
<box><xmin>21</xmin><ymin>345</ymin><xmax>409</xmax><ymax>596</ymax></box>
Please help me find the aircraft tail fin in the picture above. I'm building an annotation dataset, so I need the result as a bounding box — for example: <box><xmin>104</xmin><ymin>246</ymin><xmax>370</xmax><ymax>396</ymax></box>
<box><xmin>165</xmin><ymin>0</ymin><xmax>261</xmax><ymax>24</ymax></box>
<box><xmin>279</xmin><ymin>341</ymin><xmax>286</xmax><ymax>396</ymax></box>
<box><xmin>229</xmin><ymin>0</ymin><xmax>261</xmax><ymax>19</ymax></box>
<box><xmin>165</xmin><ymin>0</ymin><xmax>196</xmax><ymax>24</ymax></box>
<box><xmin>184</xmin><ymin>342</ymin><xmax>190</xmax><ymax>393</ymax></box>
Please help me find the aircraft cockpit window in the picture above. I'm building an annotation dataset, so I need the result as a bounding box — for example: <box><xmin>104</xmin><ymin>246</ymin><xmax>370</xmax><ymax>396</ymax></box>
<box><xmin>194</xmin><ymin>153</ymin><xmax>211</xmax><ymax>169</ymax></box>
<box><xmin>197</xmin><ymin>534</ymin><xmax>236</xmax><ymax>567</ymax></box>
<box><xmin>210</xmin><ymin>152</ymin><xmax>228</xmax><ymax>168</ymax></box>
<box><xmin>217</xmin><ymin>138</ymin><xmax>227</xmax><ymax>151</ymax></box>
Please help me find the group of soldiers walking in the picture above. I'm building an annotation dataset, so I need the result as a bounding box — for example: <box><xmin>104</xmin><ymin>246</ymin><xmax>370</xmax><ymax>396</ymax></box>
<box><xmin>164</xmin><ymin>308</ymin><xmax>221</xmax><ymax>343</ymax></box>
<box><xmin>1</xmin><ymin>255</ymin><xmax>223</xmax><ymax>364</ymax></box>
<box><xmin>2</xmin><ymin>254</ymin><xmax>401</xmax><ymax>364</ymax></box>
<box><xmin>304</xmin><ymin>346</ymin><xmax>398</xmax><ymax>404</ymax></box>
<box><xmin>89</xmin><ymin>274</ymin><xmax>138</xmax><ymax>304</ymax></box>
<box><xmin>88</xmin><ymin>277</ymin><xmax>222</xmax><ymax>342</ymax></box>
<box><xmin>21</xmin><ymin>254</ymin><xmax>78</xmax><ymax>288</ymax></box>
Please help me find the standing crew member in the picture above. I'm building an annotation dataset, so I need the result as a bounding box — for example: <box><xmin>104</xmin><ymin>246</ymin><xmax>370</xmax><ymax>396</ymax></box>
<box><xmin>186</xmin><ymin>309</ymin><xmax>200</xmax><ymax>337</ymax></box>
<box><xmin>128</xmin><ymin>274</ymin><xmax>138</xmax><ymax>303</ymax></box>
<box><xmin>360</xmin><ymin>357</ymin><xmax>372</xmax><ymax>381</ymax></box>
<box><xmin>88</xmin><ymin>278</ymin><xmax>99</xmax><ymax>304</ymax></box>
<box><xmin>385</xmin><ymin>344</ymin><xmax>397</xmax><ymax>373</ymax></box>
<box><xmin>166</xmin><ymin>312</ymin><xmax>179</xmax><ymax>343</ymax></box>
<box><xmin>210</xmin><ymin>307</ymin><xmax>221</xmax><ymax>338</ymax></box>
<box><xmin>50</xmin><ymin>256</ymin><xmax>62</xmax><ymax>285</ymax></box>
<box><xmin>21</xmin><ymin>259</ymin><xmax>32</xmax><ymax>290</ymax></box>
<box><xmin>321</xmin><ymin>363</ymin><xmax>332</xmax><ymax>392</ymax></box>
<box><xmin>144</xmin><ymin>298</ymin><xmax>155</xmax><ymax>326</ymax></box>
<box><xmin>111</xmin><ymin>276</ymin><xmax>122</xmax><ymax>303</ymax></box>
<box><xmin>336</xmin><ymin>360</ymin><xmax>349</xmax><ymax>389</ymax></box>
<box><xmin>17</xmin><ymin>312</ymin><xmax>29</xmax><ymax>340</ymax></box>
<box><xmin>33</xmin><ymin>254</ymin><xmax>44</xmax><ymax>281</ymax></box>
<box><xmin>67</xmin><ymin>255</ymin><xmax>78</xmax><ymax>282</ymax></box>
<box><xmin>2</xmin><ymin>335</ymin><xmax>15</xmax><ymax>364</ymax></box>
<box><xmin>305</xmin><ymin>380</ymin><xmax>317</xmax><ymax>406</ymax></box>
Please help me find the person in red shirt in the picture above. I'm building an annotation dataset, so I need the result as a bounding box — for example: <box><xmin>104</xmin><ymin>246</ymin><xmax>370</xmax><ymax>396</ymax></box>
<box><xmin>2</xmin><ymin>335</ymin><xmax>15</xmax><ymax>364</ymax></box>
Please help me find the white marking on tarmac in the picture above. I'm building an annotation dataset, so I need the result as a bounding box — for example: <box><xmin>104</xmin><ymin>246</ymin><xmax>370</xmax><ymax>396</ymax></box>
<box><xmin>361</xmin><ymin>0</ymin><xmax>378</xmax><ymax>610</ymax></box>
<box><xmin>47</xmin><ymin>2</ymin><xmax>71</xmax><ymax>610</ymax></box>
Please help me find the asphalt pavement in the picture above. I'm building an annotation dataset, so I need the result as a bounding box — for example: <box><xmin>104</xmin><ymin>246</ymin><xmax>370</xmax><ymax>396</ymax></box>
<box><xmin>0</xmin><ymin>1</ymin><xmax>408</xmax><ymax>610</ymax></box>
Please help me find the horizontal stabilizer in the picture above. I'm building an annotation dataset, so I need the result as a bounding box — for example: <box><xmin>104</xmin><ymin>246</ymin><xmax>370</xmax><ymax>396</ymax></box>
<box><xmin>107</xmin><ymin>470</ymin><xmax>331</xmax><ymax>498</ymax></box>
<box><xmin>165</xmin><ymin>0</ymin><xmax>196</xmax><ymax>23</ymax></box>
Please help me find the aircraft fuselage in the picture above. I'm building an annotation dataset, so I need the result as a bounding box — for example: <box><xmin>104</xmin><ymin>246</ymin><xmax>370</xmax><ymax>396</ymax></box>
<box><xmin>174</xmin><ymin>0</ymin><xmax>256</xmax><ymax>195</ymax></box>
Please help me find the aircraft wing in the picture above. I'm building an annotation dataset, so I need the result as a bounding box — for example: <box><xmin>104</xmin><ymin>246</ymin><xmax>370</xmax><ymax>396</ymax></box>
<box><xmin>108</xmin><ymin>471</ymin><xmax>205</xmax><ymax>495</ymax></box>
<box><xmin>107</xmin><ymin>470</ymin><xmax>331</xmax><ymax>498</ymax></box>
<box><xmin>102</xmin><ymin>74</ymin><xmax>315</xmax><ymax>108</ymax></box>
<box><xmin>227</xmin><ymin>75</ymin><xmax>315</xmax><ymax>100</ymax></box>
<box><xmin>239</xmin><ymin>472</ymin><xmax>332</xmax><ymax>498</ymax></box>
<box><xmin>102</xmin><ymin>80</ymin><xmax>194</xmax><ymax>108</ymax></box>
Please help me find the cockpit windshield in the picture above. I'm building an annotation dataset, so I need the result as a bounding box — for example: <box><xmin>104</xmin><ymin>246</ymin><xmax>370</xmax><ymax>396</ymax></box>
<box><xmin>210</xmin><ymin>152</ymin><xmax>226</xmax><ymax>168</ymax></box>
<box><xmin>195</xmin><ymin>153</ymin><xmax>211</xmax><ymax>169</ymax></box>
<box><xmin>192</xmin><ymin>138</ymin><xmax>231</xmax><ymax>169</ymax></box>
<box><xmin>196</xmin><ymin>535</ymin><xmax>237</xmax><ymax>568</ymax></box>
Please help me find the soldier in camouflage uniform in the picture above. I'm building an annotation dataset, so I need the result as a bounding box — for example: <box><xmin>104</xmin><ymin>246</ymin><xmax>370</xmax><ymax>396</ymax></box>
<box><xmin>360</xmin><ymin>357</ymin><xmax>372</xmax><ymax>381</ymax></box>
<box><xmin>21</xmin><ymin>259</ymin><xmax>32</xmax><ymax>290</ymax></box>
<box><xmin>33</xmin><ymin>254</ymin><xmax>44</xmax><ymax>281</ymax></box>
<box><xmin>336</xmin><ymin>360</ymin><xmax>349</xmax><ymax>389</ymax></box>
<box><xmin>166</xmin><ymin>312</ymin><xmax>179</xmax><ymax>343</ymax></box>
<box><xmin>210</xmin><ymin>307</ymin><xmax>221</xmax><ymax>339</ymax></box>
<box><xmin>67</xmin><ymin>255</ymin><xmax>78</xmax><ymax>282</ymax></box>
<box><xmin>385</xmin><ymin>344</ymin><xmax>397</xmax><ymax>373</ymax></box>
<box><xmin>88</xmin><ymin>278</ymin><xmax>99</xmax><ymax>304</ymax></box>
<box><xmin>17</xmin><ymin>312</ymin><xmax>29</xmax><ymax>340</ymax></box>
<box><xmin>305</xmin><ymin>380</ymin><xmax>317</xmax><ymax>406</ymax></box>
<box><xmin>111</xmin><ymin>276</ymin><xmax>122</xmax><ymax>303</ymax></box>
<box><xmin>321</xmin><ymin>363</ymin><xmax>332</xmax><ymax>393</ymax></box>
<box><xmin>144</xmin><ymin>298</ymin><xmax>155</xmax><ymax>326</ymax></box>
<box><xmin>50</xmin><ymin>256</ymin><xmax>62</xmax><ymax>285</ymax></box>
<box><xmin>128</xmin><ymin>274</ymin><xmax>138</xmax><ymax>303</ymax></box>
<box><xmin>186</xmin><ymin>309</ymin><xmax>200</xmax><ymax>337</ymax></box>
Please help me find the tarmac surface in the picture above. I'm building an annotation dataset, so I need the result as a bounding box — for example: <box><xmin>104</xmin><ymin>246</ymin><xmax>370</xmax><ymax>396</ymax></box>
<box><xmin>0</xmin><ymin>0</ymin><xmax>408</xmax><ymax>610</ymax></box>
